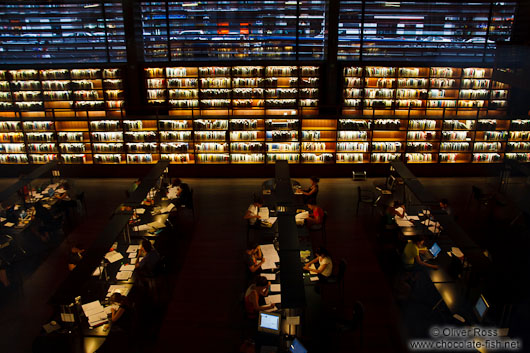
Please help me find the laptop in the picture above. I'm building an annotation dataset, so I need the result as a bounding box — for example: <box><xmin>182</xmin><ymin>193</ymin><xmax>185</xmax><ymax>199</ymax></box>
<box><xmin>258</xmin><ymin>312</ymin><xmax>281</xmax><ymax>335</ymax></box>
<box><xmin>289</xmin><ymin>338</ymin><xmax>308</xmax><ymax>353</ymax></box>
<box><xmin>422</xmin><ymin>242</ymin><xmax>441</xmax><ymax>261</ymax></box>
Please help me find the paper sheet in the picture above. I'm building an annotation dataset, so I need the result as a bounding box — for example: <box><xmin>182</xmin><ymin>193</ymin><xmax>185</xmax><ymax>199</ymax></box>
<box><xmin>133</xmin><ymin>224</ymin><xmax>153</xmax><ymax>232</ymax></box>
<box><xmin>116</xmin><ymin>270</ymin><xmax>133</xmax><ymax>281</ymax></box>
<box><xmin>408</xmin><ymin>215</ymin><xmax>420</xmax><ymax>220</ymax></box>
<box><xmin>119</xmin><ymin>264</ymin><xmax>135</xmax><ymax>271</ymax></box>
<box><xmin>451</xmin><ymin>247</ymin><xmax>464</xmax><ymax>258</ymax></box>
<box><xmin>92</xmin><ymin>266</ymin><xmax>103</xmax><ymax>276</ymax></box>
<box><xmin>396</xmin><ymin>219</ymin><xmax>414</xmax><ymax>227</ymax></box>
<box><xmin>130</xmin><ymin>258</ymin><xmax>137</xmax><ymax>264</ymax></box>
<box><xmin>160</xmin><ymin>203</ymin><xmax>175</xmax><ymax>214</ymax></box>
<box><xmin>261</xmin><ymin>244</ymin><xmax>280</xmax><ymax>263</ymax></box>
<box><xmin>134</xmin><ymin>208</ymin><xmax>146</xmax><ymax>214</ymax></box>
<box><xmin>264</xmin><ymin>294</ymin><xmax>282</xmax><ymax>305</ymax></box>
<box><xmin>4</xmin><ymin>222</ymin><xmax>14</xmax><ymax>227</ymax></box>
<box><xmin>310</xmin><ymin>276</ymin><xmax>319</xmax><ymax>282</ymax></box>
<box><xmin>148</xmin><ymin>220</ymin><xmax>166</xmax><ymax>229</ymax></box>
<box><xmin>262</xmin><ymin>273</ymin><xmax>276</xmax><ymax>281</ymax></box>
<box><xmin>295</xmin><ymin>211</ymin><xmax>309</xmax><ymax>220</ymax></box>
<box><xmin>129</xmin><ymin>252</ymin><xmax>137</xmax><ymax>259</ymax></box>
<box><xmin>270</xmin><ymin>284</ymin><xmax>281</xmax><ymax>292</ymax></box>
<box><xmin>107</xmin><ymin>285</ymin><xmax>131</xmax><ymax>297</ymax></box>
<box><xmin>126</xmin><ymin>245</ymin><xmax>139</xmax><ymax>253</ymax></box>
<box><xmin>104</xmin><ymin>251</ymin><xmax>123</xmax><ymax>263</ymax></box>
<box><xmin>258</xmin><ymin>207</ymin><xmax>269</xmax><ymax>220</ymax></box>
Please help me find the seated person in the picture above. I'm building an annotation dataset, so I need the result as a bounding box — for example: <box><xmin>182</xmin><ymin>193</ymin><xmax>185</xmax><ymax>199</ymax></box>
<box><xmin>305</xmin><ymin>202</ymin><xmax>324</xmax><ymax>227</ymax></box>
<box><xmin>301</xmin><ymin>176</ymin><xmax>319</xmax><ymax>204</ymax></box>
<box><xmin>106</xmin><ymin>292</ymin><xmax>132</xmax><ymax>332</ymax></box>
<box><xmin>440</xmin><ymin>198</ymin><xmax>452</xmax><ymax>216</ymax></box>
<box><xmin>171</xmin><ymin>178</ymin><xmax>192</xmax><ymax>207</ymax></box>
<box><xmin>244</xmin><ymin>276</ymin><xmax>275</xmax><ymax>319</ymax></box>
<box><xmin>135</xmin><ymin>239</ymin><xmax>160</xmax><ymax>277</ymax></box>
<box><xmin>402</xmin><ymin>235</ymin><xmax>439</xmax><ymax>270</ymax></box>
<box><xmin>383</xmin><ymin>200</ymin><xmax>406</xmax><ymax>228</ymax></box>
<box><xmin>243</xmin><ymin>196</ymin><xmax>263</xmax><ymax>227</ymax></box>
<box><xmin>33</xmin><ymin>201</ymin><xmax>61</xmax><ymax>242</ymax></box>
<box><xmin>245</xmin><ymin>242</ymin><xmax>265</xmax><ymax>277</ymax></box>
<box><xmin>54</xmin><ymin>183</ymin><xmax>78</xmax><ymax>216</ymax></box>
<box><xmin>67</xmin><ymin>243</ymin><xmax>85</xmax><ymax>271</ymax></box>
<box><xmin>303</xmin><ymin>247</ymin><xmax>333</xmax><ymax>282</ymax></box>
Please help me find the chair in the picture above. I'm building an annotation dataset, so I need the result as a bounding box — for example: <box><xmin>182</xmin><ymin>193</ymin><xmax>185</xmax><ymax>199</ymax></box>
<box><xmin>335</xmin><ymin>301</ymin><xmax>365</xmax><ymax>349</ymax></box>
<box><xmin>181</xmin><ymin>188</ymin><xmax>195</xmax><ymax>219</ymax></box>
<box><xmin>326</xmin><ymin>258</ymin><xmax>347</xmax><ymax>303</ymax></box>
<box><xmin>469</xmin><ymin>185</ymin><xmax>493</xmax><ymax>208</ymax></box>
<box><xmin>309</xmin><ymin>211</ymin><xmax>327</xmax><ymax>245</ymax></box>
<box><xmin>352</xmin><ymin>170</ymin><xmax>367</xmax><ymax>181</ymax></box>
<box><xmin>75</xmin><ymin>192</ymin><xmax>87</xmax><ymax>216</ymax></box>
<box><xmin>357</xmin><ymin>186</ymin><xmax>376</xmax><ymax>216</ymax></box>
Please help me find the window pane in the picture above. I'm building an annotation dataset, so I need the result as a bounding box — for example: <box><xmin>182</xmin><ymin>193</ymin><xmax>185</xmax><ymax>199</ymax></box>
<box><xmin>0</xmin><ymin>1</ymin><xmax>126</xmax><ymax>64</ymax></box>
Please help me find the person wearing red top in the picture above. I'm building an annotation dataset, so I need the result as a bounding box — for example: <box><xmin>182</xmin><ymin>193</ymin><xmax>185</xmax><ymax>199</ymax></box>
<box><xmin>306</xmin><ymin>202</ymin><xmax>324</xmax><ymax>226</ymax></box>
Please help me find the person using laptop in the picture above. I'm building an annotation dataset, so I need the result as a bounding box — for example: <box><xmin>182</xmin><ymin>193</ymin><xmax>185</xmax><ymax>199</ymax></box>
<box><xmin>244</xmin><ymin>276</ymin><xmax>276</xmax><ymax>319</ymax></box>
<box><xmin>402</xmin><ymin>235</ymin><xmax>438</xmax><ymax>270</ymax></box>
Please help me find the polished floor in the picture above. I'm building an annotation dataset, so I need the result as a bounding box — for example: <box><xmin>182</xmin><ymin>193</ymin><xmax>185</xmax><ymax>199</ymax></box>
<box><xmin>0</xmin><ymin>175</ymin><xmax>528</xmax><ymax>353</ymax></box>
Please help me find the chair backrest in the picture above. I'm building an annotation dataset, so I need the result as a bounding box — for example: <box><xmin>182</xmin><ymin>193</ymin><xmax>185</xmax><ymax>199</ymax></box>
<box><xmin>322</xmin><ymin>211</ymin><xmax>328</xmax><ymax>226</ymax></box>
<box><xmin>337</xmin><ymin>258</ymin><xmax>347</xmax><ymax>282</ymax></box>
<box><xmin>352</xmin><ymin>300</ymin><xmax>365</xmax><ymax>327</ymax></box>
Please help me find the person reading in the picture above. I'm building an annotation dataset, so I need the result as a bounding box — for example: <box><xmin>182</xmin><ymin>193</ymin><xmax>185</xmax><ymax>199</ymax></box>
<box><xmin>245</xmin><ymin>243</ymin><xmax>265</xmax><ymax>278</ymax></box>
<box><xmin>244</xmin><ymin>276</ymin><xmax>276</xmax><ymax>319</ymax></box>
<box><xmin>402</xmin><ymin>235</ymin><xmax>439</xmax><ymax>270</ymax></box>
<box><xmin>243</xmin><ymin>196</ymin><xmax>264</xmax><ymax>227</ymax></box>
<box><xmin>303</xmin><ymin>247</ymin><xmax>333</xmax><ymax>282</ymax></box>
<box><xmin>301</xmin><ymin>176</ymin><xmax>319</xmax><ymax>204</ymax></box>
<box><xmin>67</xmin><ymin>244</ymin><xmax>85</xmax><ymax>271</ymax></box>
<box><xmin>171</xmin><ymin>178</ymin><xmax>192</xmax><ymax>207</ymax></box>
<box><xmin>135</xmin><ymin>239</ymin><xmax>160</xmax><ymax>277</ymax></box>
<box><xmin>305</xmin><ymin>202</ymin><xmax>324</xmax><ymax>227</ymax></box>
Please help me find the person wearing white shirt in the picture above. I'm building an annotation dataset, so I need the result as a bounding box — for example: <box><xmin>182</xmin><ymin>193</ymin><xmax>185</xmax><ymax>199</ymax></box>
<box><xmin>243</xmin><ymin>196</ymin><xmax>263</xmax><ymax>226</ymax></box>
<box><xmin>303</xmin><ymin>247</ymin><xmax>333</xmax><ymax>281</ymax></box>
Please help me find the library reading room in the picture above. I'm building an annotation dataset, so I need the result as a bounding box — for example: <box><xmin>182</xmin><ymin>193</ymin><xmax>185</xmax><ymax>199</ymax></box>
<box><xmin>1</xmin><ymin>1</ymin><xmax>530</xmax><ymax>353</ymax></box>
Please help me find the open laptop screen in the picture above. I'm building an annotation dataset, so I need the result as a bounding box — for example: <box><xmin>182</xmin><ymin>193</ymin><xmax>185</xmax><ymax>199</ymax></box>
<box><xmin>289</xmin><ymin>338</ymin><xmax>308</xmax><ymax>353</ymax></box>
<box><xmin>258</xmin><ymin>312</ymin><xmax>281</xmax><ymax>334</ymax></box>
<box><xmin>429</xmin><ymin>242</ymin><xmax>441</xmax><ymax>258</ymax></box>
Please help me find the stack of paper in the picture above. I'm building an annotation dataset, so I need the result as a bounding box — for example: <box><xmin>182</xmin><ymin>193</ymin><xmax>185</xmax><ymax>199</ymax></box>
<box><xmin>396</xmin><ymin>219</ymin><xmax>414</xmax><ymax>227</ymax></box>
<box><xmin>116</xmin><ymin>270</ymin><xmax>133</xmax><ymax>281</ymax></box>
<box><xmin>134</xmin><ymin>208</ymin><xmax>146</xmax><ymax>215</ymax></box>
<box><xmin>104</xmin><ymin>251</ymin><xmax>123</xmax><ymax>264</ymax></box>
<box><xmin>264</xmin><ymin>294</ymin><xmax>282</xmax><ymax>305</ymax></box>
<box><xmin>270</xmin><ymin>284</ymin><xmax>281</xmax><ymax>292</ymax></box>
<box><xmin>258</xmin><ymin>207</ymin><xmax>270</xmax><ymax>220</ymax></box>
<box><xmin>261</xmin><ymin>244</ymin><xmax>279</xmax><ymax>270</ymax></box>
<box><xmin>167</xmin><ymin>186</ymin><xmax>178</xmax><ymax>199</ymax></box>
<box><xmin>81</xmin><ymin>301</ymin><xmax>107</xmax><ymax>327</ymax></box>
<box><xmin>133</xmin><ymin>224</ymin><xmax>153</xmax><ymax>232</ymax></box>
<box><xmin>107</xmin><ymin>284</ymin><xmax>131</xmax><ymax>298</ymax></box>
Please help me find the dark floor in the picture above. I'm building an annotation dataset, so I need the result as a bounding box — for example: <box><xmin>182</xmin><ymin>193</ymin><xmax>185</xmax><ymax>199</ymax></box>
<box><xmin>0</xmin><ymin>175</ymin><xmax>529</xmax><ymax>353</ymax></box>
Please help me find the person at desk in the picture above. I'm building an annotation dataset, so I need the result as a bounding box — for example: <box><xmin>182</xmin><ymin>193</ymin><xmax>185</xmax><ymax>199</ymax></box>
<box><xmin>301</xmin><ymin>176</ymin><xmax>319</xmax><ymax>204</ymax></box>
<box><xmin>171</xmin><ymin>178</ymin><xmax>192</xmax><ymax>207</ymax></box>
<box><xmin>33</xmin><ymin>201</ymin><xmax>60</xmax><ymax>242</ymax></box>
<box><xmin>245</xmin><ymin>242</ymin><xmax>265</xmax><ymax>277</ymax></box>
<box><xmin>67</xmin><ymin>244</ymin><xmax>85</xmax><ymax>271</ymax></box>
<box><xmin>383</xmin><ymin>200</ymin><xmax>406</xmax><ymax>229</ymax></box>
<box><xmin>135</xmin><ymin>239</ymin><xmax>160</xmax><ymax>277</ymax></box>
<box><xmin>402</xmin><ymin>235</ymin><xmax>439</xmax><ymax>270</ymax></box>
<box><xmin>440</xmin><ymin>198</ymin><xmax>452</xmax><ymax>216</ymax></box>
<box><xmin>244</xmin><ymin>276</ymin><xmax>276</xmax><ymax>319</ymax></box>
<box><xmin>107</xmin><ymin>292</ymin><xmax>132</xmax><ymax>331</ymax></box>
<box><xmin>303</xmin><ymin>247</ymin><xmax>333</xmax><ymax>282</ymax></box>
<box><xmin>243</xmin><ymin>196</ymin><xmax>263</xmax><ymax>227</ymax></box>
<box><xmin>305</xmin><ymin>202</ymin><xmax>324</xmax><ymax>227</ymax></box>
